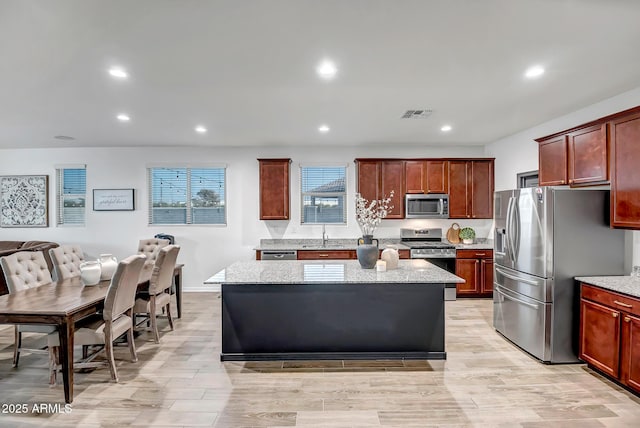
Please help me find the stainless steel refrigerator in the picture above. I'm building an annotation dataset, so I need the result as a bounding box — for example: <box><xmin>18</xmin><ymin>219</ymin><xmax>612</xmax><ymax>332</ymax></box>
<box><xmin>493</xmin><ymin>187</ymin><xmax>625</xmax><ymax>363</ymax></box>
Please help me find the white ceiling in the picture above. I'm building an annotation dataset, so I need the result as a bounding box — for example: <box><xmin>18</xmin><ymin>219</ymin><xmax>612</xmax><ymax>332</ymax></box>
<box><xmin>2</xmin><ymin>0</ymin><xmax>640</xmax><ymax>149</ymax></box>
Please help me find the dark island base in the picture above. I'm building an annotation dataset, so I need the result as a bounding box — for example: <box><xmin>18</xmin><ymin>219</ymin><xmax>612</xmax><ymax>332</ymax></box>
<box><xmin>221</xmin><ymin>282</ymin><xmax>446</xmax><ymax>361</ymax></box>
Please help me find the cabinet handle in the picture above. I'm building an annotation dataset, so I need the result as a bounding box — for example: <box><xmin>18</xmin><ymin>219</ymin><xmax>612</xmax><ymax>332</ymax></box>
<box><xmin>569</xmin><ymin>179</ymin><xmax>573</xmax><ymax>184</ymax></box>
<box><xmin>614</xmin><ymin>300</ymin><xmax>633</xmax><ymax>308</ymax></box>
<box><xmin>613</xmin><ymin>312</ymin><xmax>619</xmax><ymax>318</ymax></box>
<box><xmin>475</xmin><ymin>253</ymin><xmax>486</xmax><ymax>256</ymax></box>
<box><xmin>319</xmin><ymin>254</ymin><xmax>329</xmax><ymax>258</ymax></box>
<box><xmin>625</xmin><ymin>316</ymin><xmax>631</xmax><ymax>323</ymax></box>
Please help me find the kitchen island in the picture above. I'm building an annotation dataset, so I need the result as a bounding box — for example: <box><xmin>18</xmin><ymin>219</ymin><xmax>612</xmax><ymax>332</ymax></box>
<box><xmin>205</xmin><ymin>259</ymin><xmax>464</xmax><ymax>361</ymax></box>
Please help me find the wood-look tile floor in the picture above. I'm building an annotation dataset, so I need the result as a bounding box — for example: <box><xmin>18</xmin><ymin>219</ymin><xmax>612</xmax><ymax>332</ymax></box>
<box><xmin>0</xmin><ymin>294</ymin><xmax>639</xmax><ymax>427</ymax></box>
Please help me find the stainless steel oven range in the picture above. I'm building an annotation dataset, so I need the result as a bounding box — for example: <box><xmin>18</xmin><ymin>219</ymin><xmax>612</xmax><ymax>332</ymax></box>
<box><xmin>400</xmin><ymin>228</ymin><xmax>457</xmax><ymax>301</ymax></box>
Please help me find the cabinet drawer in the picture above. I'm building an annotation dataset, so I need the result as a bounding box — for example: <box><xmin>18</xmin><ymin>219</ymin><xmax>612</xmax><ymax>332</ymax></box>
<box><xmin>456</xmin><ymin>249</ymin><xmax>493</xmax><ymax>259</ymax></box>
<box><xmin>297</xmin><ymin>250</ymin><xmax>356</xmax><ymax>260</ymax></box>
<box><xmin>581</xmin><ymin>284</ymin><xmax>640</xmax><ymax>317</ymax></box>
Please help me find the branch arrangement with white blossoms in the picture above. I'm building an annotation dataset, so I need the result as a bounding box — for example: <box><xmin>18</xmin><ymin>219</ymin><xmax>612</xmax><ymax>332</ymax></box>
<box><xmin>355</xmin><ymin>190</ymin><xmax>394</xmax><ymax>236</ymax></box>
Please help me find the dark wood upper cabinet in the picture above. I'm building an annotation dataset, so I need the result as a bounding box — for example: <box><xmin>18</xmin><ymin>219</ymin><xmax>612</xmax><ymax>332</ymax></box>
<box><xmin>470</xmin><ymin>160</ymin><xmax>493</xmax><ymax>219</ymax></box>
<box><xmin>405</xmin><ymin>160</ymin><xmax>448</xmax><ymax>194</ymax></box>
<box><xmin>426</xmin><ymin>160</ymin><xmax>448</xmax><ymax>194</ymax></box>
<box><xmin>448</xmin><ymin>160</ymin><xmax>493</xmax><ymax>219</ymax></box>
<box><xmin>356</xmin><ymin>160</ymin><xmax>404</xmax><ymax>219</ymax></box>
<box><xmin>538</xmin><ymin>123</ymin><xmax>608</xmax><ymax>188</ymax></box>
<box><xmin>538</xmin><ymin>135</ymin><xmax>568</xmax><ymax>186</ymax></box>
<box><xmin>258</xmin><ymin>158</ymin><xmax>290</xmax><ymax>220</ymax></box>
<box><xmin>448</xmin><ymin>161</ymin><xmax>470</xmax><ymax>219</ymax></box>
<box><xmin>355</xmin><ymin>160</ymin><xmax>380</xmax><ymax>203</ymax></box>
<box><xmin>610</xmin><ymin>111</ymin><xmax>640</xmax><ymax>229</ymax></box>
<box><xmin>567</xmin><ymin>124</ymin><xmax>608</xmax><ymax>186</ymax></box>
<box><xmin>380</xmin><ymin>160</ymin><xmax>405</xmax><ymax>218</ymax></box>
<box><xmin>405</xmin><ymin>161</ymin><xmax>425</xmax><ymax>194</ymax></box>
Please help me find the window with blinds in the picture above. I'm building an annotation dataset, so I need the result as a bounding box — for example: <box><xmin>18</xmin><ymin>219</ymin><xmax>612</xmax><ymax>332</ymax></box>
<box><xmin>300</xmin><ymin>166</ymin><xmax>346</xmax><ymax>224</ymax></box>
<box><xmin>147</xmin><ymin>167</ymin><xmax>226</xmax><ymax>225</ymax></box>
<box><xmin>56</xmin><ymin>166</ymin><xmax>86</xmax><ymax>226</ymax></box>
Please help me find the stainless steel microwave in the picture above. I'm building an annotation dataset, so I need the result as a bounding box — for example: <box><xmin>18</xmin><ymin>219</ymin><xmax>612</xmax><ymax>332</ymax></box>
<box><xmin>405</xmin><ymin>194</ymin><xmax>449</xmax><ymax>218</ymax></box>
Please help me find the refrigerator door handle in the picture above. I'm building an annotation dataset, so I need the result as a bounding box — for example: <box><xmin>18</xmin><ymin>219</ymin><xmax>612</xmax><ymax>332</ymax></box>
<box><xmin>495</xmin><ymin>287</ymin><xmax>540</xmax><ymax>310</ymax></box>
<box><xmin>495</xmin><ymin>266</ymin><xmax>540</xmax><ymax>286</ymax></box>
<box><xmin>512</xmin><ymin>197</ymin><xmax>521</xmax><ymax>262</ymax></box>
<box><xmin>506</xmin><ymin>197</ymin><xmax>516</xmax><ymax>264</ymax></box>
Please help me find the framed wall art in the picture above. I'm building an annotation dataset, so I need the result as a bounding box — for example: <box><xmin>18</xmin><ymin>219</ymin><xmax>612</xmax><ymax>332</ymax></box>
<box><xmin>0</xmin><ymin>175</ymin><xmax>49</xmax><ymax>227</ymax></box>
<box><xmin>93</xmin><ymin>188</ymin><xmax>135</xmax><ymax>211</ymax></box>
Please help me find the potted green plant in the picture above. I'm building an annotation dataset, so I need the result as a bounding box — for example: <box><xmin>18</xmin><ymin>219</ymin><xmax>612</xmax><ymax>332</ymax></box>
<box><xmin>459</xmin><ymin>227</ymin><xmax>476</xmax><ymax>244</ymax></box>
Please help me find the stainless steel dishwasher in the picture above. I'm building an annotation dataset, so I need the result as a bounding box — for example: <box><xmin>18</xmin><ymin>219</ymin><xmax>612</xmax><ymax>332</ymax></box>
<box><xmin>260</xmin><ymin>250</ymin><xmax>297</xmax><ymax>260</ymax></box>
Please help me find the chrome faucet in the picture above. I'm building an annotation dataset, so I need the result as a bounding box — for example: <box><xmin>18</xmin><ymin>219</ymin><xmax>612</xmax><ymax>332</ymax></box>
<box><xmin>322</xmin><ymin>224</ymin><xmax>328</xmax><ymax>247</ymax></box>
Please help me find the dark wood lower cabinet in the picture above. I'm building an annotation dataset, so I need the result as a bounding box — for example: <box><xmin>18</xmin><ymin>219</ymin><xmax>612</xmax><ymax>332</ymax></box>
<box><xmin>455</xmin><ymin>250</ymin><xmax>493</xmax><ymax>297</ymax></box>
<box><xmin>580</xmin><ymin>283</ymin><xmax>640</xmax><ymax>395</ymax></box>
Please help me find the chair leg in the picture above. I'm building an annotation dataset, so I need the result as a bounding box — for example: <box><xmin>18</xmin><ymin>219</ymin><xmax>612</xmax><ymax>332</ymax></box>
<box><xmin>103</xmin><ymin>324</ymin><xmax>118</xmax><ymax>382</ymax></box>
<box><xmin>49</xmin><ymin>346</ymin><xmax>58</xmax><ymax>385</ymax></box>
<box><xmin>13</xmin><ymin>327</ymin><xmax>21</xmax><ymax>368</ymax></box>
<box><xmin>150</xmin><ymin>298</ymin><xmax>160</xmax><ymax>344</ymax></box>
<box><xmin>82</xmin><ymin>345</ymin><xmax>89</xmax><ymax>360</ymax></box>
<box><xmin>166</xmin><ymin>302</ymin><xmax>174</xmax><ymax>331</ymax></box>
<box><xmin>126</xmin><ymin>327</ymin><xmax>138</xmax><ymax>363</ymax></box>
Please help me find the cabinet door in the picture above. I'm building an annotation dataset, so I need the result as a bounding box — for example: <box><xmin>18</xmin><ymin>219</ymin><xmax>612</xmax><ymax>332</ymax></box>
<box><xmin>381</xmin><ymin>160</ymin><xmax>405</xmax><ymax>219</ymax></box>
<box><xmin>425</xmin><ymin>160</ymin><xmax>448</xmax><ymax>194</ymax></box>
<box><xmin>621</xmin><ymin>313</ymin><xmax>640</xmax><ymax>392</ymax></box>
<box><xmin>579</xmin><ymin>298</ymin><xmax>621</xmax><ymax>378</ymax></box>
<box><xmin>448</xmin><ymin>161</ymin><xmax>469</xmax><ymax>219</ymax></box>
<box><xmin>568</xmin><ymin>124</ymin><xmax>608</xmax><ymax>186</ymax></box>
<box><xmin>405</xmin><ymin>161</ymin><xmax>425</xmax><ymax>194</ymax></box>
<box><xmin>610</xmin><ymin>112</ymin><xmax>640</xmax><ymax>229</ymax></box>
<box><xmin>455</xmin><ymin>258</ymin><xmax>479</xmax><ymax>294</ymax></box>
<box><xmin>481</xmin><ymin>259</ymin><xmax>494</xmax><ymax>294</ymax></box>
<box><xmin>538</xmin><ymin>136</ymin><xmax>568</xmax><ymax>186</ymax></box>
<box><xmin>259</xmin><ymin>159</ymin><xmax>290</xmax><ymax>220</ymax></box>
<box><xmin>356</xmin><ymin>160</ymin><xmax>380</xmax><ymax>202</ymax></box>
<box><xmin>470</xmin><ymin>160</ymin><xmax>493</xmax><ymax>219</ymax></box>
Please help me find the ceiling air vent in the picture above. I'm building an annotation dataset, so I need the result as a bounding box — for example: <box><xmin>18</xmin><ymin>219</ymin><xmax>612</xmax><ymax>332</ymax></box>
<box><xmin>401</xmin><ymin>109</ymin><xmax>433</xmax><ymax>119</ymax></box>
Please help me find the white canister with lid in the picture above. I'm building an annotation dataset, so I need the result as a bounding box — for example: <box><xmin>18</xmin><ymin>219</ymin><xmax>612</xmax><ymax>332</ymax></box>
<box><xmin>380</xmin><ymin>245</ymin><xmax>400</xmax><ymax>270</ymax></box>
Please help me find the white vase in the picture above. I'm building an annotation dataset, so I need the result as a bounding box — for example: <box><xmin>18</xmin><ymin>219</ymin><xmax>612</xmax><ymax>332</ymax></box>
<box><xmin>79</xmin><ymin>261</ymin><xmax>102</xmax><ymax>285</ymax></box>
<box><xmin>99</xmin><ymin>254</ymin><xmax>118</xmax><ymax>280</ymax></box>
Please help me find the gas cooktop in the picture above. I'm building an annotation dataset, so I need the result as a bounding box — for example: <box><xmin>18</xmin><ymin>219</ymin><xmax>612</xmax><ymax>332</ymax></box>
<box><xmin>402</xmin><ymin>241</ymin><xmax>455</xmax><ymax>250</ymax></box>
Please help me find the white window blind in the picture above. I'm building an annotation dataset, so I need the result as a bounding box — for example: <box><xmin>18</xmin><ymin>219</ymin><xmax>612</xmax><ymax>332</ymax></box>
<box><xmin>300</xmin><ymin>166</ymin><xmax>346</xmax><ymax>224</ymax></box>
<box><xmin>56</xmin><ymin>166</ymin><xmax>86</xmax><ymax>226</ymax></box>
<box><xmin>147</xmin><ymin>167</ymin><xmax>226</xmax><ymax>225</ymax></box>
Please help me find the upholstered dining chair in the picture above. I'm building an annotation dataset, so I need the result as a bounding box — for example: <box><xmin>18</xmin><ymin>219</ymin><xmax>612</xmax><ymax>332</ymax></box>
<box><xmin>0</xmin><ymin>251</ymin><xmax>57</xmax><ymax>367</ymax></box>
<box><xmin>48</xmin><ymin>254</ymin><xmax>146</xmax><ymax>384</ymax></box>
<box><xmin>134</xmin><ymin>245</ymin><xmax>180</xmax><ymax>343</ymax></box>
<box><xmin>137</xmin><ymin>238</ymin><xmax>170</xmax><ymax>266</ymax></box>
<box><xmin>49</xmin><ymin>245</ymin><xmax>85</xmax><ymax>284</ymax></box>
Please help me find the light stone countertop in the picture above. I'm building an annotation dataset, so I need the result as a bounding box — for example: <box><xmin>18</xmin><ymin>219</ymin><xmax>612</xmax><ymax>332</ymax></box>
<box><xmin>205</xmin><ymin>259</ymin><xmax>465</xmax><ymax>285</ymax></box>
<box><xmin>575</xmin><ymin>276</ymin><xmax>640</xmax><ymax>299</ymax></box>
<box><xmin>255</xmin><ymin>239</ymin><xmax>409</xmax><ymax>251</ymax></box>
<box><xmin>255</xmin><ymin>238</ymin><xmax>494</xmax><ymax>251</ymax></box>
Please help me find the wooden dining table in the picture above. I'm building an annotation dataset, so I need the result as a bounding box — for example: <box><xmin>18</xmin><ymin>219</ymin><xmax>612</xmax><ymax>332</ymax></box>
<box><xmin>0</xmin><ymin>263</ymin><xmax>185</xmax><ymax>404</ymax></box>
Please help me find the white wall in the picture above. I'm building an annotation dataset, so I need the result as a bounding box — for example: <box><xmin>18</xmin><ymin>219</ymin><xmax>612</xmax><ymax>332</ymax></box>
<box><xmin>0</xmin><ymin>144</ymin><xmax>490</xmax><ymax>291</ymax></box>
<box><xmin>484</xmin><ymin>85</ymin><xmax>640</xmax><ymax>270</ymax></box>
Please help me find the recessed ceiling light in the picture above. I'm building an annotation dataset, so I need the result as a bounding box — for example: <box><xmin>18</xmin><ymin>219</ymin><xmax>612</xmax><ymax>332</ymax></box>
<box><xmin>195</xmin><ymin>125</ymin><xmax>207</xmax><ymax>133</ymax></box>
<box><xmin>318</xmin><ymin>124</ymin><xmax>330</xmax><ymax>133</ymax></box>
<box><xmin>441</xmin><ymin>125</ymin><xmax>452</xmax><ymax>132</ymax></box>
<box><xmin>54</xmin><ymin>135</ymin><xmax>75</xmax><ymax>141</ymax></box>
<box><xmin>316</xmin><ymin>60</ymin><xmax>337</xmax><ymax>80</ymax></box>
<box><xmin>524</xmin><ymin>65</ymin><xmax>545</xmax><ymax>79</ymax></box>
<box><xmin>108</xmin><ymin>67</ymin><xmax>128</xmax><ymax>79</ymax></box>
<box><xmin>117</xmin><ymin>114</ymin><xmax>130</xmax><ymax>122</ymax></box>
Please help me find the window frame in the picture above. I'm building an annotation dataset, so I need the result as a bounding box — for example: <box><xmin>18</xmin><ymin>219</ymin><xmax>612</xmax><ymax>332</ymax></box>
<box><xmin>147</xmin><ymin>165</ymin><xmax>227</xmax><ymax>226</ymax></box>
<box><xmin>55</xmin><ymin>164</ymin><xmax>87</xmax><ymax>227</ymax></box>
<box><xmin>299</xmin><ymin>164</ymin><xmax>347</xmax><ymax>225</ymax></box>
